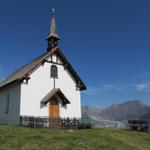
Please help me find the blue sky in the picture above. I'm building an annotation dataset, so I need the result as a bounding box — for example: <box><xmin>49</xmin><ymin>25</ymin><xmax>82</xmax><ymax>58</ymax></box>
<box><xmin>0</xmin><ymin>0</ymin><xmax>150</xmax><ymax>108</ymax></box>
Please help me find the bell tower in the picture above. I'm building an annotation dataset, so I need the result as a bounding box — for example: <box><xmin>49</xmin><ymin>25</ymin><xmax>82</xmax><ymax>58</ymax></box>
<box><xmin>46</xmin><ymin>9</ymin><xmax>60</xmax><ymax>51</ymax></box>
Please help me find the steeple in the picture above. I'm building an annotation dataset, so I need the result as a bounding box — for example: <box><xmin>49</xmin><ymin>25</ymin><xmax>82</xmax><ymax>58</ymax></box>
<box><xmin>47</xmin><ymin>9</ymin><xmax>60</xmax><ymax>51</ymax></box>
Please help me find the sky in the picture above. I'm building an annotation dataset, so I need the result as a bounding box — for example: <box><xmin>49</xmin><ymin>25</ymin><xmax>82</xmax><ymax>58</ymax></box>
<box><xmin>0</xmin><ymin>0</ymin><xmax>150</xmax><ymax>108</ymax></box>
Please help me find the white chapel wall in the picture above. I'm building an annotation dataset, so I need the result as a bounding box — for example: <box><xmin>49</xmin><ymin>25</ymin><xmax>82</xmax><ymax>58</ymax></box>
<box><xmin>20</xmin><ymin>54</ymin><xmax>81</xmax><ymax>118</ymax></box>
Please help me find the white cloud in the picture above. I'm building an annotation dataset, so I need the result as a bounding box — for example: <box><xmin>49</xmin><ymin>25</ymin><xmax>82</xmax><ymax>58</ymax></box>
<box><xmin>138</xmin><ymin>71</ymin><xmax>150</xmax><ymax>78</ymax></box>
<box><xmin>103</xmin><ymin>84</ymin><xmax>123</xmax><ymax>91</ymax></box>
<box><xmin>84</xmin><ymin>82</ymin><xmax>135</xmax><ymax>96</ymax></box>
<box><xmin>135</xmin><ymin>81</ymin><xmax>150</xmax><ymax>92</ymax></box>
<box><xmin>83</xmin><ymin>86</ymin><xmax>101</xmax><ymax>96</ymax></box>
<box><xmin>84</xmin><ymin>80</ymin><xmax>150</xmax><ymax>96</ymax></box>
<box><xmin>103</xmin><ymin>82</ymin><xmax>150</xmax><ymax>93</ymax></box>
<box><xmin>84</xmin><ymin>84</ymin><xmax>128</xmax><ymax>96</ymax></box>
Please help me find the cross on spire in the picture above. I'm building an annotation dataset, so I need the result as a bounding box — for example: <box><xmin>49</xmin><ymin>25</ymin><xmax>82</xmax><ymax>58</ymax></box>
<box><xmin>47</xmin><ymin>9</ymin><xmax>60</xmax><ymax>51</ymax></box>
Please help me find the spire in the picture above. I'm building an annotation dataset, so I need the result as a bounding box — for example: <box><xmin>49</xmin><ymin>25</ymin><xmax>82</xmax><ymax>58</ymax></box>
<box><xmin>47</xmin><ymin>9</ymin><xmax>60</xmax><ymax>51</ymax></box>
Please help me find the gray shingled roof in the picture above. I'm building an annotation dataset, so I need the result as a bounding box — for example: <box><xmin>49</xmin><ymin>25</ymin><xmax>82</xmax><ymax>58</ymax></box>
<box><xmin>0</xmin><ymin>47</ymin><xmax>86</xmax><ymax>90</ymax></box>
<box><xmin>0</xmin><ymin>48</ymin><xmax>56</xmax><ymax>88</ymax></box>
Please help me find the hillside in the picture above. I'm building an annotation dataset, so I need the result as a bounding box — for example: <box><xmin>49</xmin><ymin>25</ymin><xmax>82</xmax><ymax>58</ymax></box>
<box><xmin>0</xmin><ymin>125</ymin><xmax>150</xmax><ymax>150</ymax></box>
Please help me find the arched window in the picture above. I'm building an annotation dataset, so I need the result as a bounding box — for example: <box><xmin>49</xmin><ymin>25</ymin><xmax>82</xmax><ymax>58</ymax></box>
<box><xmin>51</xmin><ymin>65</ymin><xmax>58</xmax><ymax>78</ymax></box>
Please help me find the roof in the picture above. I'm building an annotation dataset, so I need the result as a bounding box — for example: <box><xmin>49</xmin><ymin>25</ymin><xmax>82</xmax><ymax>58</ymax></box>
<box><xmin>0</xmin><ymin>47</ymin><xmax>86</xmax><ymax>90</ymax></box>
<box><xmin>41</xmin><ymin>88</ymin><xmax>70</xmax><ymax>105</ymax></box>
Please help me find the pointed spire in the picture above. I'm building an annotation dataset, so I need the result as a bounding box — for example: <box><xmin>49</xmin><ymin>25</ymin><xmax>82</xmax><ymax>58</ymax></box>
<box><xmin>47</xmin><ymin>9</ymin><xmax>60</xmax><ymax>51</ymax></box>
<box><xmin>49</xmin><ymin>8</ymin><xmax>60</xmax><ymax>39</ymax></box>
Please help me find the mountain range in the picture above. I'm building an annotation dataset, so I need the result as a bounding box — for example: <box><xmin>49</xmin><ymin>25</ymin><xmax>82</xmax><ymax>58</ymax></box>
<box><xmin>82</xmin><ymin>100</ymin><xmax>150</xmax><ymax>121</ymax></box>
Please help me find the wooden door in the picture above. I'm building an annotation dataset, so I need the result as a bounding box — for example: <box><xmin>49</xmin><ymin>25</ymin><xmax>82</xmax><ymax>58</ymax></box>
<box><xmin>49</xmin><ymin>99</ymin><xmax>59</xmax><ymax>118</ymax></box>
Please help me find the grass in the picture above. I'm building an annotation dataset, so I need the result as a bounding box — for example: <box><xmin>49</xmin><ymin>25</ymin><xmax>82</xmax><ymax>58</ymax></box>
<box><xmin>0</xmin><ymin>125</ymin><xmax>150</xmax><ymax>150</ymax></box>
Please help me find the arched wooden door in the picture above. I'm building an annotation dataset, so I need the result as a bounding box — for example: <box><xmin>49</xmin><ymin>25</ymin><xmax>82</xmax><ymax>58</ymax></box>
<box><xmin>49</xmin><ymin>99</ymin><xmax>59</xmax><ymax>118</ymax></box>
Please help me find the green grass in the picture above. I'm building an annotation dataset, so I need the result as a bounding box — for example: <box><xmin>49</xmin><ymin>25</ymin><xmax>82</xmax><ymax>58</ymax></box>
<box><xmin>0</xmin><ymin>125</ymin><xmax>150</xmax><ymax>150</ymax></box>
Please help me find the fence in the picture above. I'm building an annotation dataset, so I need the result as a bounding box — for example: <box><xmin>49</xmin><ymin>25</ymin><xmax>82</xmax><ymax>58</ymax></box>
<box><xmin>20</xmin><ymin>116</ymin><xmax>94</xmax><ymax>129</ymax></box>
